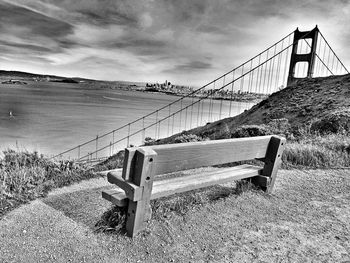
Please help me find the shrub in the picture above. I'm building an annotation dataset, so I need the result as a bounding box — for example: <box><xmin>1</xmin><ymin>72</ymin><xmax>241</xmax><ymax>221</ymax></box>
<box><xmin>144</xmin><ymin>137</ymin><xmax>156</xmax><ymax>146</ymax></box>
<box><xmin>93</xmin><ymin>150</ymin><xmax>125</xmax><ymax>171</ymax></box>
<box><xmin>230</xmin><ymin>125</ymin><xmax>272</xmax><ymax>138</ymax></box>
<box><xmin>310</xmin><ymin>109</ymin><xmax>350</xmax><ymax>134</ymax></box>
<box><xmin>173</xmin><ymin>134</ymin><xmax>206</xmax><ymax>143</ymax></box>
<box><xmin>268</xmin><ymin>118</ymin><xmax>291</xmax><ymax>134</ymax></box>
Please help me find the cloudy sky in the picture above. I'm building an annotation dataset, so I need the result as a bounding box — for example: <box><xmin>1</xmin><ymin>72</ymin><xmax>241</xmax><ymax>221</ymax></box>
<box><xmin>0</xmin><ymin>0</ymin><xmax>349</xmax><ymax>86</ymax></box>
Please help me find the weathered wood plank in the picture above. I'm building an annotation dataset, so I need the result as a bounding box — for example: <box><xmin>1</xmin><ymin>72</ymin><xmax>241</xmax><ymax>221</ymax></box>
<box><xmin>107</xmin><ymin>171</ymin><xmax>143</xmax><ymax>201</ymax></box>
<box><xmin>122</xmin><ymin>148</ymin><xmax>137</xmax><ymax>181</ymax></box>
<box><xmin>102</xmin><ymin>189</ymin><xmax>128</xmax><ymax>207</ymax></box>
<box><xmin>151</xmin><ymin>165</ymin><xmax>262</xmax><ymax>200</ymax></box>
<box><xmin>138</xmin><ymin>136</ymin><xmax>272</xmax><ymax>175</ymax></box>
<box><xmin>126</xmin><ymin>148</ymin><xmax>157</xmax><ymax>237</ymax></box>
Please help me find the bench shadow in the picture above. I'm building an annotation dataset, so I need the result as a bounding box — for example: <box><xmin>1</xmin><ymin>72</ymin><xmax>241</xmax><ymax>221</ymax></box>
<box><xmin>42</xmin><ymin>185</ymin><xmax>115</xmax><ymax>230</ymax></box>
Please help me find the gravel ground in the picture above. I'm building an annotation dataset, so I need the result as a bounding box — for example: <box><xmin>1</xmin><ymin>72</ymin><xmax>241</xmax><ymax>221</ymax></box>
<box><xmin>0</xmin><ymin>169</ymin><xmax>349</xmax><ymax>263</ymax></box>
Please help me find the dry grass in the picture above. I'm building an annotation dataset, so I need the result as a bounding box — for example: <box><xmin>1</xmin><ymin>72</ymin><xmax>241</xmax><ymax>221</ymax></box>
<box><xmin>0</xmin><ymin>150</ymin><xmax>102</xmax><ymax>217</ymax></box>
<box><xmin>283</xmin><ymin>133</ymin><xmax>350</xmax><ymax>168</ymax></box>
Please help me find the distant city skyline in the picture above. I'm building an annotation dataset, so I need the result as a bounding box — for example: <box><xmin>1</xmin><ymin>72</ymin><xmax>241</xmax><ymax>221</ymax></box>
<box><xmin>1</xmin><ymin>0</ymin><xmax>349</xmax><ymax>86</ymax></box>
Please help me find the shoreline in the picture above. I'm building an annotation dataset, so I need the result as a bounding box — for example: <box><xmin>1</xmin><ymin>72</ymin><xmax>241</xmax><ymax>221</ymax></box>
<box><xmin>114</xmin><ymin>85</ymin><xmax>267</xmax><ymax>103</ymax></box>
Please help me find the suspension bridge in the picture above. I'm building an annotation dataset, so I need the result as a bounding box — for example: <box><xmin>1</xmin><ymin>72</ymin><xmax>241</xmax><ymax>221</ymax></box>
<box><xmin>52</xmin><ymin>26</ymin><xmax>349</xmax><ymax>162</ymax></box>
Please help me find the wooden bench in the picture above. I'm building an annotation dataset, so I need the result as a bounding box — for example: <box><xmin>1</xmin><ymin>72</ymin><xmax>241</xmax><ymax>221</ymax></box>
<box><xmin>102</xmin><ymin>135</ymin><xmax>285</xmax><ymax>237</ymax></box>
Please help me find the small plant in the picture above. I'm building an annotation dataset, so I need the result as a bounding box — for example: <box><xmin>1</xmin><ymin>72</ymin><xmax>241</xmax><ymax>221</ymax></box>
<box><xmin>235</xmin><ymin>180</ymin><xmax>259</xmax><ymax>195</ymax></box>
<box><xmin>144</xmin><ymin>137</ymin><xmax>156</xmax><ymax>146</ymax></box>
<box><xmin>230</xmin><ymin>125</ymin><xmax>271</xmax><ymax>138</ymax></box>
<box><xmin>95</xmin><ymin>205</ymin><xmax>127</xmax><ymax>233</ymax></box>
<box><xmin>173</xmin><ymin>134</ymin><xmax>206</xmax><ymax>143</ymax></box>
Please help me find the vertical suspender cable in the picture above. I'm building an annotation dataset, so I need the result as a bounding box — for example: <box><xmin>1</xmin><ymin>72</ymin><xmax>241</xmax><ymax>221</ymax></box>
<box><xmin>262</xmin><ymin>50</ymin><xmax>269</xmax><ymax>93</ymax></box>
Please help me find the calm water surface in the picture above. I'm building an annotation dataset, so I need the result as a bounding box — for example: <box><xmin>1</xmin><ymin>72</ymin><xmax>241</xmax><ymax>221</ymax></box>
<box><xmin>0</xmin><ymin>82</ymin><xmax>254</xmax><ymax>157</ymax></box>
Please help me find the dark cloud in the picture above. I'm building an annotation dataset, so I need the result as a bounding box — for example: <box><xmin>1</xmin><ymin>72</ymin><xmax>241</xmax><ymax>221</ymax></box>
<box><xmin>0</xmin><ymin>39</ymin><xmax>53</xmax><ymax>53</ymax></box>
<box><xmin>49</xmin><ymin>0</ymin><xmax>141</xmax><ymax>27</ymax></box>
<box><xmin>106</xmin><ymin>37</ymin><xmax>169</xmax><ymax>56</ymax></box>
<box><xmin>161</xmin><ymin>0</ymin><xmax>209</xmax><ymax>23</ymax></box>
<box><xmin>165</xmin><ymin>60</ymin><xmax>213</xmax><ymax>73</ymax></box>
<box><xmin>110</xmin><ymin>38</ymin><xmax>167</xmax><ymax>49</ymax></box>
<box><xmin>0</xmin><ymin>1</ymin><xmax>73</xmax><ymax>39</ymax></box>
<box><xmin>77</xmin><ymin>9</ymin><xmax>138</xmax><ymax>27</ymax></box>
<box><xmin>196</xmin><ymin>24</ymin><xmax>229</xmax><ymax>35</ymax></box>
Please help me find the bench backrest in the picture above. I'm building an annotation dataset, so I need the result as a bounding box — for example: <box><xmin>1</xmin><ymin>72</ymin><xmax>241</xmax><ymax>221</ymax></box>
<box><xmin>122</xmin><ymin>135</ymin><xmax>284</xmax><ymax>181</ymax></box>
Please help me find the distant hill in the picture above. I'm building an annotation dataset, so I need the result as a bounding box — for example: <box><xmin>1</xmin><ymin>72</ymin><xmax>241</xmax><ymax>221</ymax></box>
<box><xmin>0</xmin><ymin>70</ymin><xmax>93</xmax><ymax>82</ymax></box>
<box><xmin>0</xmin><ymin>70</ymin><xmax>147</xmax><ymax>88</ymax></box>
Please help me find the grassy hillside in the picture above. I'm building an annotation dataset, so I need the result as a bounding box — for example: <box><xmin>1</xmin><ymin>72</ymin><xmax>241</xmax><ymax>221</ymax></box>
<box><xmin>188</xmin><ymin>74</ymin><xmax>350</xmax><ymax>139</ymax></box>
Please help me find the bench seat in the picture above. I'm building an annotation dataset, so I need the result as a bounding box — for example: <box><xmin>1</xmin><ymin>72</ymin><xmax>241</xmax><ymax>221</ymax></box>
<box><xmin>102</xmin><ymin>164</ymin><xmax>270</xmax><ymax>206</ymax></box>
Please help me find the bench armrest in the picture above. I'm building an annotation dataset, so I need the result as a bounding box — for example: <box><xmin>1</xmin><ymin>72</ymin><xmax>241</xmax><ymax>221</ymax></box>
<box><xmin>107</xmin><ymin>171</ymin><xmax>143</xmax><ymax>201</ymax></box>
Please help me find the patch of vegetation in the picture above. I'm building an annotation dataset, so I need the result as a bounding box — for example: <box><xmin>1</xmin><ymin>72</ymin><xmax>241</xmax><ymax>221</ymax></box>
<box><xmin>173</xmin><ymin>134</ymin><xmax>207</xmax><ymax>143</ymax></box>
<box><xmin>230</xmin><ymin>124</ymin><xmax>271</xmax><ymax>138</ymax></box>
<box><xmin>310</xmin><ymin>109</ymin><xmax>350</xmax><ymax>134</ymax></box>
<box><xmin>283</xmin><ymin>133</ymin><xmax>350</xmax><ymax>168</ymax></box>
<box><xmin>0</xmin><ymin>150</ymin><xmax>102</xmax><ymax>217</ymax></box>
<box><xmin>95</xmin><ymin>205</ymin><xmax>128</xmax><ymax>234</ymax></box>
<box><xmin>93</xmin><ymin>150</ymin><xmax>125</xmax><ymax>171</ymax></box>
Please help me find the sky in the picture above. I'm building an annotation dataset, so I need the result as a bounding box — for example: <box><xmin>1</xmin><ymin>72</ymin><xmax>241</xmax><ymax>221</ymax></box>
<box><xmin>0</xmin><ymin>0</ymin><xmax>349</xmax><ymax>86</ymax></box>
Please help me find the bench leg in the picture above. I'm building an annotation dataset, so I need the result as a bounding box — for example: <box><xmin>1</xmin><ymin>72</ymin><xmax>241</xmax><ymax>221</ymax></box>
<box><xmin>126</xmin><ymin>199</ymin><xmax>152</xmax><ymax>237</ymax></box>
<box><xmin>125</xmin><ymin>148</ymin><xmax>157</xmax><ymax>237</ymax></box>
<box><xmin>258</xmin><ymin>136</ymin><xmax>286</xmax><ymax>193</ymax></box>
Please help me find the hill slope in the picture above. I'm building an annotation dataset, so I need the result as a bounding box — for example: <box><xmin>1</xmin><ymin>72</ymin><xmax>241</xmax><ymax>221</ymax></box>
<box><xmin>188</xmin><ymin>74</ymin><xmax>350</xmax><ymax>139</ymax></box>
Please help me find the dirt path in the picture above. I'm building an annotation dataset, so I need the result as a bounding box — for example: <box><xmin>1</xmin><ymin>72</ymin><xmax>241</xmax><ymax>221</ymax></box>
<box><xmin>1</xmin><ymin>169</ymin><xmax>349</xmax><ymax>262</ymax></box>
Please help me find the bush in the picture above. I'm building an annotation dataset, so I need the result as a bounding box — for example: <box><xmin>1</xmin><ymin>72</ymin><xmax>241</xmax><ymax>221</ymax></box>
<box><xmin>93</xmin><ymin>150</ymin><xmax>125</xmax><ymax>171</ymax></box>
<box><xmin>230</xmin><ymin>125</ymin><xmax>272</xmax><ymax>138</ymax></box>
<box><xmin>144</xmin><ymin>137</ymin><xmax>156</xmax><ymax>146</ymax></box>
<box><xmin>173</xmin><ymin>134</ymin><xmax>206</xmax><ymax>143</ymax></box>
<box><xmin>268</xmin><ymin>118</ymin><xmax>291</xmax><ymax>134</ymax></box>
<box><xmin>310</xmin><ymin>109</ymin><xmax>350</xmax><ymax>134</ymax></box>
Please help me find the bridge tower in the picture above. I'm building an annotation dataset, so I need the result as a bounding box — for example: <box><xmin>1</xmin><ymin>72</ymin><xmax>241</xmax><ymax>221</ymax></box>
<box><xmin>287</xmin><ymin>26</ymin><xmax>319</xmax><ymax>86</ymax></box>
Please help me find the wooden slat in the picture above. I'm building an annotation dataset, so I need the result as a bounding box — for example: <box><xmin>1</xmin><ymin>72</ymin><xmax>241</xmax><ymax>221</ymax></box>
<box><xmin>122</xmin><ymin>148</ymin><xmax>137</xmax><ymax>181</ymax></box>
<box><xmin>138</xmin><ymin>136</ymin><xmax>272</xmax><ymax>175</ymax></box>
<box><xmin>150</xmin><ymin>165</ymin><xmax>262</xmax><ymax>200</ymax></box>
<box><xmin>102</xmin><ymin>189</ymin><xmax>128</xmax><ymax>207</ymax></box>
<box><xmin>107</xmin><ymin>171</ymin><xmax>143</xmax><ymax>201</ymax></box>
